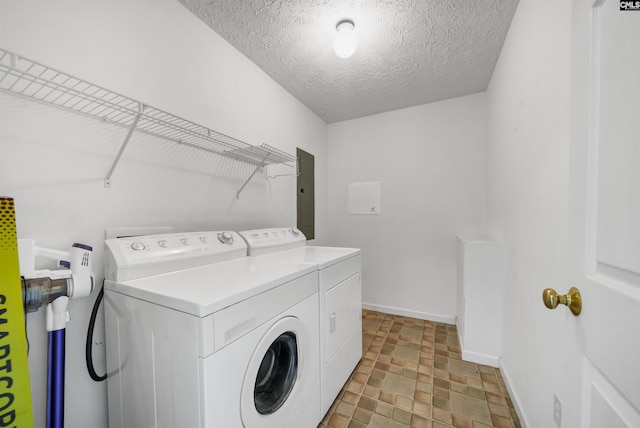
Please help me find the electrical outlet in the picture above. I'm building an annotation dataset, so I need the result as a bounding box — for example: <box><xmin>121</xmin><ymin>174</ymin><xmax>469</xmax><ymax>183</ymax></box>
<box><xmin>553</xmin><ymin>393</ymin><xmax>562</xmax><ymax>427</ymax></box>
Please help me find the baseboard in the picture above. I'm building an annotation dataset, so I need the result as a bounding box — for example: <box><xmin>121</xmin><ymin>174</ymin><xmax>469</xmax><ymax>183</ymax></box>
<box><xmin>499</xmin><ymin>357</ymin><xmax>529</xmax><ymax>428</ymax></box>
<box><xmin>460</xmin><ymin>349</ymin><xmax>500</xmax><ymax>368</ymax></box>
<box><xmin>454</xmin><ymin>318</ymin><xmax>500</xmax><ymax>367</ymax></box>
<box><xmin>362</xmin><ymin>302</ymin><xmax>456</xmax><ymax>324</ymax></box>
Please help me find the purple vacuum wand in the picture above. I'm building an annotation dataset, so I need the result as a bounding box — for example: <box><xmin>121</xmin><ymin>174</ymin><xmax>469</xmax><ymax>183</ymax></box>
<box><xmin>20</xmin><ymin>242</ymin><xmax>94</xmax><ymax>428</ymax></box>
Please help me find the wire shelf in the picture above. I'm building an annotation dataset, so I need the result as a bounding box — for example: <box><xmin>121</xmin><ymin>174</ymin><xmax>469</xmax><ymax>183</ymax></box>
<box><xmin>0</xmin><ymin>48</ymin><xmax>297</xmax><ymax>176</ymax></box>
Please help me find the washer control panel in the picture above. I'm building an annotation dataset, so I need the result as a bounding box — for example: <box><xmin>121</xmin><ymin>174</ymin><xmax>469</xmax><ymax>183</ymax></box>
<box><xmin>105</xmin><ymin>231</ymin><xmax>247</xmax><ymax>281</ymax></box>
<box><xmin>121</xmin><ymin>232</ymin><xmax>235</xmax><ymax>254</ymax></box>
<box><xmin>239</xmin><ymin>227</ymin><xmax>306</xmax><ymax>256</ymax></box>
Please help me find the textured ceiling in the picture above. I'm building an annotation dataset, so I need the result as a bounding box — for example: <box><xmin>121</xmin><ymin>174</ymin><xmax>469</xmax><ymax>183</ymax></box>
<box><xmin>177</xmin><ymin>0</ymin><xmax>519</xmax><ymax>123</ymax></box>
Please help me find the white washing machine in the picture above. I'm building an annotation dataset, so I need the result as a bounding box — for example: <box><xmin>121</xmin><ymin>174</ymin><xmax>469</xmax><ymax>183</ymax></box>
<box><xmin>239</xmin><ymin>228</ymin><xmax>362</xmax><ymax>416</ymax></box>
<box><xmin>103</xmin><ymin>231</ymin><xmax>321</xmax><ymax>428</ymax></box>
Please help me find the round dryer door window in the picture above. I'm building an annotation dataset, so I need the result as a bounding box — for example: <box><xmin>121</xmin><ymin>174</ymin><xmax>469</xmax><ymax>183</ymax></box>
<box><xmin>254</xmin><ymin>332</ymin><xmax>298</xmax><ymax>414</ymax></box>
<box><xmin>241</xmin><ymin>315</ymin><xmax>314</xmax><ymax>428</ymax></box>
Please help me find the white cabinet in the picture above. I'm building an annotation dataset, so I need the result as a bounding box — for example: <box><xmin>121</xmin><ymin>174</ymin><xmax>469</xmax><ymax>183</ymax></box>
<box><xmin>456</xmin><ymin>237</ymin><xmax>504</xmax><ymax>367</ymax></box>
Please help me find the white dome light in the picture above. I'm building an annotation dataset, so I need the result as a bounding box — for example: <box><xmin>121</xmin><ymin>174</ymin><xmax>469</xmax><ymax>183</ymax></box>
<box><xmin>333</xmin><ymin>19</ymin><xmax>358</xmax><ymax>59</ymax></box>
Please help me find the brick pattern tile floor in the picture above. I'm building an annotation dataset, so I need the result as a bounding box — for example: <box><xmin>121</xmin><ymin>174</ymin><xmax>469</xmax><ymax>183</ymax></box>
<box><xmin>318</xmin><ymin>310</ymin><xmax>522</xmax><ymax>428</ymax></box>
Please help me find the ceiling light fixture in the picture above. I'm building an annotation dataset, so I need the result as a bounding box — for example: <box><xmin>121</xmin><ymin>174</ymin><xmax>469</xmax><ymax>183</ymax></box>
<box><xmin>333</xmin><ymin>19</ymin><xmax>358</xmax><ymax>59</ymax></box>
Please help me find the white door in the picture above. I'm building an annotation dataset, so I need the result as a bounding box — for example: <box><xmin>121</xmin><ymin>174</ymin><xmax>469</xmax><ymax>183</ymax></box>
<box><xmin>570</xmin><ymin>0</ymin><xmax>640</xmax><ymax>426</ymax></box>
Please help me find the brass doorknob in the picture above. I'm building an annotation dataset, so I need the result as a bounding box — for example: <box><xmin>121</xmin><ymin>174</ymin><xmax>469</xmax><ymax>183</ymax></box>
<box><xmin>542</xmin><ymin>287</ymin><xmax>582</xmax><ymax>316</ymax></box>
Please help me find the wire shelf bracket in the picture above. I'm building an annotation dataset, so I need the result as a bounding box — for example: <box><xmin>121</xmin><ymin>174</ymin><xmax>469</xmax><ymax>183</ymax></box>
<box><xmin>0</xmin><ymin>48</ymin><xmax>297</xmax><ymax>193</ymax></box>
<box><xmin>104</xmin><ymin>103</ymin><xmax>144</xmax><ymax>188</ymax></box>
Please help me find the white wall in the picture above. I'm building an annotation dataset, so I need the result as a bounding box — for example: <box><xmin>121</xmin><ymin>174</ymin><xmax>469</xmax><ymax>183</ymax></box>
<box><xmin>486</xmin><ymin>0</ymin><xmax>578</xmax><ymax>426</ymax></box>
<box><xmin>0</xmin><ymin>1</ymin><xmax>327</xmax><ymax>426</ymax></box>
<box><xmin>327</xmin><ymin>93</ymin><xmax>487</xmax><ymax>322</ymax></box>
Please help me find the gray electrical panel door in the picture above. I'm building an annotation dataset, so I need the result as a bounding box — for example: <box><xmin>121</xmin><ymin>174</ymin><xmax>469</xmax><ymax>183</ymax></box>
<box><xmin>296</xmin><ymin>148</ymin><xmax>314</xmax><ymax>240</ymax></box>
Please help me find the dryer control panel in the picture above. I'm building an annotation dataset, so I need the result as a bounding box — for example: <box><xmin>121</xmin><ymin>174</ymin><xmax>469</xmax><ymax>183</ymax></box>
<box><xmin>239</xmin><ymin>228</ymin><xmax>306</xmax><ymax>256</ymax></box>
<box><xmin>105</xmin><ymin>231</ymin><xmax>247</xmax><ymax>282</ymax></box>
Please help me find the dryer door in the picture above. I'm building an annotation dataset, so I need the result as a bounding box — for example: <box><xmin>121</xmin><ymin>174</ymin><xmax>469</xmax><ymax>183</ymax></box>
<box><xmin>241</xmin><ymin>316</ymin><xmax>311</xmax><ymax>428</ymax></box>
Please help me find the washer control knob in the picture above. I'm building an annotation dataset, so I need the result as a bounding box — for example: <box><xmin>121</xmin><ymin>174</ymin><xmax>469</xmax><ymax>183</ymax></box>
<box><xmin>252</xmin><ymin>233</ymin><xmax>259</xmax><ymax>239</ymax></box>
<box><xmin>130</xmin><ymin>242</ymin><xmax>145</xmax><ymax>251</ymax></box>
<box><xmin>218</xmin><ymin>232</ymin><xmax>234</xmax><ymax>245</ymax></box>
<box><xmin>180</xmin><ymin>238</ymin><xmax>189</xmax><ymax>245</ymax></box>
<box><xmin>263</xmin><ymin>232</ymin><xmax>269</xmax><ymax>238</ymax></box>
<box><xmin>199</xmin><ymin>236</ymin><xmax>208</xmax><ymax>244</ymax></box>
<box><xmin>157</xmin><ymin>240</ymin><xmax>168</xmax><ymax>248</ymax></box>
<box><xmin>289</xmin><ymin>228</ymin><xmax>299</xmax><ymax>237</ymax></box>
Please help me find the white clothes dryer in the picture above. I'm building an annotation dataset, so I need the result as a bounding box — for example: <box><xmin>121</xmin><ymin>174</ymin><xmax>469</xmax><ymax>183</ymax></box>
<box><xmin>103</xmin><ymin>231</ymin><xmax>321</xmax><ymax>428</ymax></box>
<box><xmin>239</xmin><ymin>228</ymin><xmax>362</xmax><ymax>416</ymax></box>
